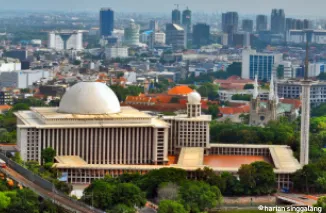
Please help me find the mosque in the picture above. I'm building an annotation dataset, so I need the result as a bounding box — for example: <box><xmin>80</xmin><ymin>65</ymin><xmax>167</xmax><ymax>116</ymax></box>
<box><xmin>15</xmin><ymin>81</ymin><xmax>301</xmax><ymax>189</ymax></box>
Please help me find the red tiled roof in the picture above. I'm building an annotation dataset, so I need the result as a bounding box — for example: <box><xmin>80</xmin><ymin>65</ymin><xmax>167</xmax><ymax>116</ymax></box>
<box><xmin>0</xmin><ymin>105</ymin><xmax>12</xmax><ymax>111</ymax></box>
<box><xmin>280</xmin><ymin>98</ymin><xmax>301</xmax><ymax>109</ymax></box>
<box><xmin>219</xmin><ymin>105</ymin><xmax>250</xmax><ymax>115</ymax></box>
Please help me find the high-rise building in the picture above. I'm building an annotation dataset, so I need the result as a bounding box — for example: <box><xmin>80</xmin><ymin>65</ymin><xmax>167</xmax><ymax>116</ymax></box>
<box><xmin>149</xmin><ymin>19</ymin><xmax>159</xmax><ymax>32</ymax></box>
<box><xmin>286</xmin><ymin>18</ymin><xmax>295</xmax><ymax>31</ymax></box>
<box><xmin>48</xmin><ymin>31</ymin><xmax>83</xmax><ymax>50</ymax></box>
<box><xmin>222</xmin><ymin>12</ymin><xmax>239</xmax><ymax>33</ymax></box>
<box><xmin>256</xmin><ymin>15</ymin><xmax>268</xmax><ymax>32</ymax></box>
<box><xmin>241</xmin><ymin>49</ymin><xmax>283</xmax><ymax>81</ymax></box>
<box><xmin>192</xmin><ymin>23</ymin><xmax>210</xmax><ymax>48</ymax></box>
<box><xmin>182</xmin><ymin>7</ymin><xmax>192</xmax><ymax>32</ymax></box>
<box><xmin>242</xmin><ymin>19</ymin><xmax>253</xmax><ymax>33</ymax></box>
<box><xmin>172</xmin><ymin>9</ymin><xmax>181</xmax><ymax>25</ymax></box>
<box><xmin>303</xmin><ymin>19</ymin><xmax>311</xmax><ymax>29</ymax></box>
<box><xmin>124</xmin><ymin>19</ymin><xmax>140</xmax><ymax>46</ymax></box>
<box><xmin>100</xmin><ymin>8</ymin><xmax>114</xmax><ymax>37</ymax></box>
<box><xmin>271</xmin><ymin>9</ymin><xmax>285</xmax><ymax>34</ymax></box>
<box><xmin>166</xmin><ymin>23</ymin><xmax>186</xmax><ymax>49</ymax></box>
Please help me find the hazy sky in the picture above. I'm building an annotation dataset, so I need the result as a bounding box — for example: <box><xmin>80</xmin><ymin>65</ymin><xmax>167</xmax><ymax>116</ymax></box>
<box><xmin>0</xmin><ymin>0</ymin><xmax>324</xmax><ymax>17</ymax></box>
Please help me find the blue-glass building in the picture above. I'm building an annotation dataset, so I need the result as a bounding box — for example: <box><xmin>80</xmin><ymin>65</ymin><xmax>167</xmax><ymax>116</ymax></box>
<box><xmin>249</xmin><ymin>55</ymin><xmax>274</xmax><ymax>81</ymax></box>
<box><xmin>100</xmin><ymin>8</ymin><xmax>114</xmax><ymax>37</ymax></box>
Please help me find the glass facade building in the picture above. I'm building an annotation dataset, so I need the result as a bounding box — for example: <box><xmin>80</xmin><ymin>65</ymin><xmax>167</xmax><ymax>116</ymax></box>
<box><xmin>100</xmin><ymin>8</ymin><xmax>114</xmax><ymax>37</ymax></box>
<box><xmin>249</xmin><ymin>55</ymin><xmax>274</xmax><ymax>81</ymax></box>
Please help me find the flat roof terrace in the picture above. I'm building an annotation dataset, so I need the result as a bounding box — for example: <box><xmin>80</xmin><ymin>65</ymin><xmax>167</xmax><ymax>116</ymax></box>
<box><xmin>203</xmin><ymin>155</ymin><xmax>271</xmax><ymax>168</ymax></box>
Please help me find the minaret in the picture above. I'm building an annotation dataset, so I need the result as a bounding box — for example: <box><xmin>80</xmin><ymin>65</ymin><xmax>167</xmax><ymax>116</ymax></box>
<box><xmin>187</xmin><ymin>91</ymin><xmax>201</xmax><ymax>118</ymax></box>
<box><xmin>268</xmin><ymin>75</ymin><xmax>277</xmax><ymax>120</ymax></box>
<box><xmin>300</xmin><ymin>32</ymin><xmax>313</xmax><ymax>166</ymax></box>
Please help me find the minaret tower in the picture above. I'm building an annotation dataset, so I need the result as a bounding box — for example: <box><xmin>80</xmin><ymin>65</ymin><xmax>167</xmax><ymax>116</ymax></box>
<box><xmin>300</xmin><ymin>31</ymin><xmax>314</xmax><ymax>165</ymax></box>
<box><xmin>268</xmin><ymin>75</ymin><xmax>277</xmax><ymax>120</ymax></box>
<box><xmin>187</xmin><ymin>91</ymin><xmax>201</xmax><ymax>118</ymax></box>
<box><xmin>251</xmin><ymin>74</ymin><xmax>260</xmax><ymax>112</ymax></box>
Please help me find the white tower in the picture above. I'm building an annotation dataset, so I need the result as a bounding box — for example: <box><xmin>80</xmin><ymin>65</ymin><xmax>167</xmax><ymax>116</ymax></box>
<box><xmin>187</xmin><ymin>91</ymin><xmax>201</xmax><ymax>118</ymax></box>
<box><xmin>300</xmin><ymin>35</ymin><xmax>314</xmax><ymax>166</ymax></box>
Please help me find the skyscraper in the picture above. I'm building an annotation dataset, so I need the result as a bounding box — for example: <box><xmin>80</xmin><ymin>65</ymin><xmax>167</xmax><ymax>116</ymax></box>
<box><xmin>166</xmin><ymin>23</ymin><xmax>185</xmax><ymax>49</ymax></box>
<box><xmin>271</xmin><ymin>9</ymin><xmax>285</xmax><ymax>34</ymax></box>
<box><xmin>124</xmin><ymin>19</ymin><xmax>140</xmax><ymax>46</ymax></box>
<box><xmin>303</xmin><ymin>19</ymin><xmax>311</xmax><ymax>29</ymax></box>
<box><xmin>182</xmin><ymin>7</ymin><xmax>192</xmax><ymax>32</ymax></box>
<box><xmin>256</xmin><ymin>15</ymin><xmax>268</xmax><ymax>32</ymax></box>
<box><xmin>242</xmin><ymin>19</ymin><xmax>253</xmax><ymax>33</ymax></box>
<box><xmin>100</xmin><ymin>8</ymin><xmax>114</xmax><ymax>37</ymax></box>
<box><xmin>192</xmin><ymin>23</ymin><xmax>210</xmax><ymax>48</ymax></box>
<box><xmin>149</xmin><ymin>19</ymin><xmax>159</xmax><ymax>32</ymax></box>
<box><xmin>222</xmin><ymin>12</ymin><xmax>239</xmax><ymax>33</ymax></box>
<box><xmin>172</xmin><ymin>9</ymin><xmax>181</xmax><ymax>25</ymax></box>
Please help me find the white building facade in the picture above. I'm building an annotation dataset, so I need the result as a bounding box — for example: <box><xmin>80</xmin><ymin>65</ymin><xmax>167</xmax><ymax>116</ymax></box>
<box><xmin>0</xmin><ymin>70</ymin><xmax>50</xmax><ymax>89</ymax></box>
<box><xmin>104</xmin><ymin>47</ymin><xmax>129</xmax><ymax>59</ymax></box>
<box><xmin>48</xmin><ymin>31</ymin><xmax>83</xmax><ymax>50</ymax></box>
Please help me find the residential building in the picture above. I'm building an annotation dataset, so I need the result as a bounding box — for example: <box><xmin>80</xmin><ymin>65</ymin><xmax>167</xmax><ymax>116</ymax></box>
<box><xmin>104</xmin><ymin>47</ymin><xmax>129</xmax><ymax>59</ymax></box>
<box><xmin>241</xmin><ymin>49</ymin><xmax>283</xmax><ymax>81</ymax></box>
<box><xmin>271</xmin><ymin>9</ymin><xmax>285</xmax><ymax>34</ymax></box>
<box><xmin>0</xmin><ymin>70</ymin><xmax>50</xmax><ymax>89</ymax></box>
<box><xmin>288</xmin><ymin>30</ymin><xmax>326</xmax><ymax>44</ymax></box>
<box><xmin>100</xmin><ymin>8</ymin><xmax>114</xmax><ymax>37</ymax></box>
<box><xmin>277</xmin><ymin>80</ymin><xmax>326</xmax><ymax>105</ymax></box>
<box><xmin>165</xmin><ymin>24</ymin><xmax>186</xmax><ymax>49</ymax></box>
<box><xmin>192</xmin><ymin>23</ymin><xmax>210</xmax><ymax>48</ymax></box>
<box><xmin>0</xmin><ymin>91</ymin><xmax>13</xmax><ymax>105</ymax></box>
<box><xmin>242</xmin><ymin>19</ymin><xmax>253</xmax><ymax>33</ymax></box>
<box><xmin>256</xmin><ymin>15</ymin><xmax>268</xmax><ymax>32</ymax></box>
<box><xmin>48</xmin><ymin>31</ymin><xmax>83</xmax><ymax>50</ymax></box>
<box><xmin>222</xmin><ymin>12</ymin><xmax>239</xmax><ymax>33</ymax></box>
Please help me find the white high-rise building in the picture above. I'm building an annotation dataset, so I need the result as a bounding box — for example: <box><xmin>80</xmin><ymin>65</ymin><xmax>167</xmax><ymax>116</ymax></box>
<box><xmin>105</xmin><ymin>47</ymin><xmax>129</xmax><ymax>59</ymax></box>
<box><xmin>124</xmin><ymin>19</ymin><xmax>140</xmax><ymax>46</ymax></box>
<box><xmin>48</xmin><ymin>31</ymin><xmax>83</xmax><ymax>50</ymax></box>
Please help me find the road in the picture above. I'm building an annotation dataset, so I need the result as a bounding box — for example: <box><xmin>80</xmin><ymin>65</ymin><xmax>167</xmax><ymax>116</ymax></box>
<box><xmin>1</xmin><ymin>166</ymin><xmax>102</xmax><ymax>213</ymax></box>
<box><xmin>276</xmin><ymin>193</ymin><xmax>318</xmax><ymax>206</ymax></box>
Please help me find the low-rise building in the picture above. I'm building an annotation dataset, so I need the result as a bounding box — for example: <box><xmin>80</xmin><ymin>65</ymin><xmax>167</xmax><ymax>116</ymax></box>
<box><xmin>105</xmin><ymin>47</ymin><xmax>129</xmax><ymax>59</ymax></box>
<box><xmin>0</xmin><ymin>70</ymin><xmax>50</xmax><ymax>89</ymax></box>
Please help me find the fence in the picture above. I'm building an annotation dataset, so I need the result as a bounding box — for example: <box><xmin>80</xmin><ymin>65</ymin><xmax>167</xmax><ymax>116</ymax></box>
<box><xmin>0</xmin><ymin>152</ymin><xmax>104</xmax><ymax>213</ymax></box>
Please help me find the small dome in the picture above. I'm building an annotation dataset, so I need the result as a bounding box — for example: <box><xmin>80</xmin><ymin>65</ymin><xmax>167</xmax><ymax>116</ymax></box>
<box><xmin>58</xmin><ymin>82</ymin><xmax>120</xmax><ymax>115</ymax></box>
<box><xmin>187</xmin><ymin>91</ymin><xmax>201</xmax><ymax>104</ymax></box>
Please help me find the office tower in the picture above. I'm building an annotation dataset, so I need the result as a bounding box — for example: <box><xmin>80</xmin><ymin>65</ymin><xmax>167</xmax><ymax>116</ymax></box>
<box><xmin>222</xmin><ymin>12</ymin><xmax>239</xmax><ymax>33</ymax></box>
<box><xmin>124</xmin><ymin>19</ymin><xmax>140</xmax><ymax>46</ymax></box>
<box><xmin>286</xmin><ymin>18</ymin><xmax>295</xmax><ymax>31</ymax></box>
<box><xmin>166</xmin><ymin>23</ymin><xmax>185</xmax><ymax>49</ymax></box>
<box><xmin>256</xmin><ymin>15</ymin><xmax>268</xmax><ymax>32</ymax></box>
<box><xmin>242</xmin><ymin>49</ymin><xmax>283</xmax><ymax>81</ymax></box>
<box><xmin>149</xmin><ymin>19</ymin><xmax>159</xmax><ymax>32</ymax></box>
<box><xmin>192</xmin><ymin>23</ymin><xmax>210</xmax><ymax>48</ymax></box>
<box><xmin>304</xmin><ymin>19</ymin><xmax>311</xmax><ymax>29</ymax></box>
<box><xmin>242</xmin><ymin>19</ymin><xmax>254</xmax><ymax>33</ymax></box>
<box><xmin>172</xmin><ymin>9</ymin><xmax>181</xmax><ymax>24</ymax></box>
<box><xmin>100</xmin><ymin>8</ymin><xmax>114</xmax><ymax>37</ymax></box>
<box><xmin>182</xmin><ymin>7</ymin><xmax>192</xmax><ymax>32</ymax></box>
<box><xmin>295</xmin><ymin>19</ymin><xmax>304</xmax><ymax>30</ymax></box>
<box><xmin>271</xmin><ymin>9</ymin><xmax>285</xmax><ymax>34</ymax></box>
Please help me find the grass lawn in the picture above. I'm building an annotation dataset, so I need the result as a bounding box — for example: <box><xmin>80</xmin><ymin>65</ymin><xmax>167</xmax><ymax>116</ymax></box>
<box><xmin>323</xmin><ymin>148</ymin><xmax>326</xmax><ymax>152</ymax></box>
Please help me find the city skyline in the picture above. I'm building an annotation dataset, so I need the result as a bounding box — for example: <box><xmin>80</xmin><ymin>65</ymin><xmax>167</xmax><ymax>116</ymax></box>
<box><xmin>1</xmin><ymin>0</ymin><xmax>326</xmax><ymax>17</ymax></box>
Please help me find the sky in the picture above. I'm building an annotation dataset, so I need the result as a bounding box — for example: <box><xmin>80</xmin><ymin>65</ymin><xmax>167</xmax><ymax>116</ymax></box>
<box><xmin>0</xmin><ymin>0</ymin><xmax>325</xmax><ymax>17</ymax></box>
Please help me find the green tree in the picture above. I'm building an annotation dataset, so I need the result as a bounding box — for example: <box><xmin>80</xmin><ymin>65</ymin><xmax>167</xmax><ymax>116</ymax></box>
<box><xmin>251</xmin><ymin>161</ymin><xmax>276</xmax><ymax>195</ymax></box>
<box><xmin>0</xmin><ymin>192</ymin><xmax>11</xmax><ymax>210</ymax></box>
<box><xmin>12</xmin><ymin>103</ymin><xmax>30</xmax><ymax>111</ymax></box>
<box><xmin>231</xmin><ymin>94</ymin><xmax>251</xmax><ymax>101</ymax></box>
<box><xmin>7</xmin><ymin>188</ymin><xmax>40</xmax><ymax>213</ymax></box>
<box><xmin>238</xmin><ymin>164</ymin><xmax>256</xmax><ymax>195</ymax></box>
<box><xmin>157</xmin><ymin>182</ymin><xmax>179</xmax><ymax>202</ymax></box>
<box><xmin>112</xmin><ymin>183</ymin><xmax>146</xmax><ymax>209</ymax></box>
<box><xmin>158</xmin><ymin>200</ymin><xmax>188</xmax><ymax>213</ymax></box>
<box><xmin>314</xmin><ymin>196</ymin><xmax>326</xmax><ymax>213</ymax></box>
<box><xmin>179</xmin><ymin>181</ymin><xmax>223</xmax><ymax>213</ymax></box>
<box><xmin>109</xmin><ymin>204</ymin><xmax>136</xmax><ymax>213</ymax></box>
<box><xmin>293</xmin><ymin>164</ymin><xmax>321</xmax><ymax>193</ymax></box>
<box><xmin>318</xmin><ymin>73</ymin><xmax>326</xmax><ymax>80</ymax></box>
<box><xmin>41</xmin><ymin>147</ymin><xmax>56</xmax><ymax>164</ymax></box>
<box><xmin>12</xmin><ymin>152</ymin><xmax>23</xmax><ymax>165</ymax></box>
<box><xmin>244</xmin><ymin>84</ymin><xmax>254</xmax><ymax>89</ymax></box>
<box><xmin>139</xmin><ymin>168</ymin><xmax>187</xmax><ymax>198</ymax></box>
<box><xmin>197</xmin><ymin>83</ymin><xmax>219</xmax><ymax>100</ymax></box>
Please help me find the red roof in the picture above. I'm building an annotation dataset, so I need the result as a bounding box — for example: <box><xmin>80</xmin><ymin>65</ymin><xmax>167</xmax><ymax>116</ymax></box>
<box><xmin>0</xmin><ymin>105</ymin><xmax>12</xmax><ymax>111</ymax></box>
<box><xmin>280</xmin><ymin>98</ymin><xmax>301</xmax><ymax>109</ymax></box>
<box><xmin>219</xmin><ymin>105</ymin><xmax>250</xmax><ymax>115</ymax></box>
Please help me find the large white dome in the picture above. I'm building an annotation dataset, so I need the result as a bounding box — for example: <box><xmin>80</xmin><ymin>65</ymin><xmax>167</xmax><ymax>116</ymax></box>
<box><xmin>187</xmin><ymin>91</ymin><xmax>201</xmax><ymax>104</ymax></box>
<box><xmin>58</xmin><ymin>82</ymin><xmax>121</xmax><ymax>115</ymax></box>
